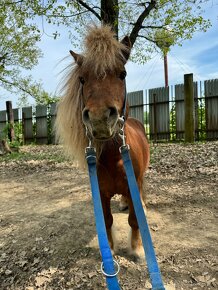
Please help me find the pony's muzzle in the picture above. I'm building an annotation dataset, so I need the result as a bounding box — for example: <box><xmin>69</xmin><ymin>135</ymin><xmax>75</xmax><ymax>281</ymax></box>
<box><xmin>82</xmin><ymin>106</ymin><xmax>119</xmax><ymax>140</ymax></box>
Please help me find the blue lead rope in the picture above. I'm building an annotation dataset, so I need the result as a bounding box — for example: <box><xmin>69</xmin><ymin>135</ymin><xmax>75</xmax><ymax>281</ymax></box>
<box><xmin>86</xmin><ymin>147</ymin><xmax>121</xmax><ymax>290</ymax></box>
<box><xmin>120</xmin><ymin>145</ymin><xmax>165</xmax><ymax>290</ymax></box>
<box><xmin>86</xmin><ymin>144</ymin><xmax>165</xmax><ymax>290</ymax></box>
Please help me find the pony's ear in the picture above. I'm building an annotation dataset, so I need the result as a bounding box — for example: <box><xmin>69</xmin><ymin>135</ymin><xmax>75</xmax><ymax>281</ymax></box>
<box><xmin>120</xmin><ymin>36</ymin><xmax>132</xmax><ymax>62</ymax></box>
<box><xmin>69</xmin><ymin>50</ymin><xmax>84</xmax><ymax>66</ymax></box>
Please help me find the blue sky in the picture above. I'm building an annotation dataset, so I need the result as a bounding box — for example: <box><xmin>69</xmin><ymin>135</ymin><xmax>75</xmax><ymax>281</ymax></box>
<box><xmin>0</xmin><ymin>1</ymin><xmax>218</xmax><ymax>110</ymax></box>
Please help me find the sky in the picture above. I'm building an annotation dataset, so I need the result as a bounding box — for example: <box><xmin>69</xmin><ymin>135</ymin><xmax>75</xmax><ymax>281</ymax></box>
<box><xmin>0</xmin><ymin>1</ymin><xmax>218</xmax><ymax>110</ymax></box>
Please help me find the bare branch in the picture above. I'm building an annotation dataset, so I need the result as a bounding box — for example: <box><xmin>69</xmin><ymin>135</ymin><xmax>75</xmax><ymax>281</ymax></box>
<box><xmin>138</xmin><ymin>34</ymin><xmax>157</xmax><ymax>44</ymax></box>
<box><xmin>1</xmin><ymin>0</ymin><xmax>24</xmax><ymax>5</ymax></box>
<box><xmin>130</xmin><ymin>23</ymin><xmax>166</xmax><ymax>30</ymax></box>
<box><xmin>76</xmin><ymin>0</ymin><xmax>101</xmax><ymax>21</ymax></box>
<box><xmin>46</xmin><ymin>10</ymin><xmax>89</xmax><ymax>19</ymax></box>
<box><xmin>0</xmin><ymin>77</ymin><xmax>35</xmax><ymax>97</ymax></box>
<box><xmin>129</xmin><ymin>0</ymin><xmax>157</xmax><ymax>46</ymax></box>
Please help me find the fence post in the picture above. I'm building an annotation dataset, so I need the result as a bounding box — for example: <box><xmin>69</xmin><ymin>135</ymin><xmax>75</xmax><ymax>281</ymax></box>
<box><xmin>184</xmin><ymin>73</ymin><xmax>195</xmax><ymax>142</ymax></box>
<box><xmin>6</xmin><ymin>101</ymin><xmax>15</xmax><ymax>142</ymax></box>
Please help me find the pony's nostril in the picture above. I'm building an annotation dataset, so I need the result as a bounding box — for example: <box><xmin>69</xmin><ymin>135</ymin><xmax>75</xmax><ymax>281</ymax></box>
<box><xmin>82</xmin><ymin>109</ymin><xmax>90</xmax><ymax>123</ymax></box>
<box><xmin>92</xmin><ymin>130</ymin><xmax>97</xmax><ymax>137</ymax></box>
<box><xmin>109</xmin><ymin>107</ymin><xmax>118</xmax><ymax>119</ymax></box>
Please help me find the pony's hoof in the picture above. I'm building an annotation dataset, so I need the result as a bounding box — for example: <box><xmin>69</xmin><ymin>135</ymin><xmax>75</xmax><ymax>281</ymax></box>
<box><xmin>128</xmin><ymin>229</ymin><xmax>145</xmax><ymax>263</ymax></box>
<box><xmin>129</xmin><ymin>246</ymin><xmax>145</xmax><ymax>264</ymax></box>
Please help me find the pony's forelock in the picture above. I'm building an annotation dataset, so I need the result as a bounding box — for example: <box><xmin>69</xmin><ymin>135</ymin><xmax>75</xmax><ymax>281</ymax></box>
<box><xmin>83</xmin><ymin>25</ymin><xmax>127</xmax><ymax>77</ymax></box>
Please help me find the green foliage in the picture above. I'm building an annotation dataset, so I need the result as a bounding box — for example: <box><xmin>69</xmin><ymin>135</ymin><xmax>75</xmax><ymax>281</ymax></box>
<box><xmin>17</xmin><ymin>85</ymin><xmax>59</xmax><ymax>108</ymax></box>
<box><xmin>198</xmin><ymin>98</ymin><xmax>206</xmax><ymax>140</ymax></box>
<box><xmin>2</xmin><ymin>121</ymin><xmax>23</xmax><ymax>147</ymax></box>
<box><xmin>0</xmin><ymin>149</ymin><xmax>68</xmax><ymax>163</ymax></box>
<box><xmin>34</xmin><ymin>91</ymin><xmax>59</xmax><ymax>106</ymax></box>
<box><xmin>0</xmin><ymin>0</ymin><xmax>212</xmax><ymax>68</ymax></box>
<box><xmin>144</xmin><ymin>111</ymin><xmax>150</xmax><ymax>135</ymax></box>
<box><xmin>0</xmin><ymin>0</ymin><xmax>212</xmax><ymax>101</ymax></box>
<box><xmin>168</xmin><ymin>99</ymin><xmax>207</xmax><ymax>142</ymax></box>
<box><xmin>144</xmin><ymin>111</ymin><xmax>149</xmax><ymax>124</ymax></box>
<box><xmin>0</xmin><ymin>1</ymin><xmax>43</xmax><ymax>97</ymax></box>
<box><xmin>170</xmin><ymin>103</ymin><xmax>177</xmax><ymax>141</ymax></box>
<box><xmin>154</xmin><ymin>29</ymin><xmax>176</xmax><ymax>56</ymax></box>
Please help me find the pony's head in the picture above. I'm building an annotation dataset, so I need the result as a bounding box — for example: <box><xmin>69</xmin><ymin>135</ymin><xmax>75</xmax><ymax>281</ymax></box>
<box><xmin>56</xmin><ymin>25</ymin><xmax>131</xmax><ymax>165</ymax></box>
<box><xmin>71</xmin><ymin>26</ymin><xmax>131</xmax><ymax>140</ymax></box>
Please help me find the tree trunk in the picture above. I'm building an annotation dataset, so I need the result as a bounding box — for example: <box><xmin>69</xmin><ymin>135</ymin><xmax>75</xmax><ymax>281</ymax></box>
<box><xmin>101</xmin><ymin>0</ymin><xmax>119</xmax><ymax>38</ymax></box>
<box><xmin>0</xmin><ymin>139</ymin><xmax>12</xmax><ymax>155</ymax></box>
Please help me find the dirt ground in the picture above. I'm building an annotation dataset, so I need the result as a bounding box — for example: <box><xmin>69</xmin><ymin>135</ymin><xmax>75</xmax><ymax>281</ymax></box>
<box><xmin>0</xmin><ymin>142</ymin><xmax>217</xmax><ymax>290</ymax></box>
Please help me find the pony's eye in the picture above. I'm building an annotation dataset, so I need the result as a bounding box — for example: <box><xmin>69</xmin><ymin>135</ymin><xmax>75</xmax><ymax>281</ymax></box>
<box><xmin>79</xmin><ymin>77</ymin><xmax>85</xmax><ymax>84</ymax></box>
<box><xmin>119</xmin><ymin>71</ymin><xmax>127</xmax><ymax>80</ymax></box>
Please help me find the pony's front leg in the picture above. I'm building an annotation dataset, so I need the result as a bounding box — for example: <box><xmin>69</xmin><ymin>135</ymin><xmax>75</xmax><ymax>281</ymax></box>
<box><xmin>127</xmin><ymin>197</ymin><xmax>144</xmax><ymax>261</ymax></box>
<box><xmin>100</xmin><ymin>194</ymin><xmax>116</xmax><ymax>252</ymax></box>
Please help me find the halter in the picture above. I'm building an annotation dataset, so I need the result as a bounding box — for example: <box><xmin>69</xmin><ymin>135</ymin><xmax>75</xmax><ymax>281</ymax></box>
<box><xmin>81</xmin><ymin>79</ymin><xmax>128</xmax><ymax>147</ymax></box>
<box><xmin>117</xmin><ymin>79</ymin><xmax>127</xmax><ymax>146</ymax></box>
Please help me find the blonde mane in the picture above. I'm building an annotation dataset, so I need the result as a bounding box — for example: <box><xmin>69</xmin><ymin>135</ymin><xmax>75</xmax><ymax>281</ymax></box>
<box><xmin>55</xmin><ymin>25</ymin><xmax>127</xmax><ymax>167</ymax></box>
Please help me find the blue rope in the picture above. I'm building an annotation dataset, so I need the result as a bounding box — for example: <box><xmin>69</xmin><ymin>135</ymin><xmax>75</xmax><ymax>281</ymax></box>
<box><xmin>86</xmin><ymin>147</ymin><xmax>120</xmax><ymax>290</ymax></box>
<box><xmin>120</xmin><ymin>145</ymin><xmax>165</xmax><ymax>290</ymax></box>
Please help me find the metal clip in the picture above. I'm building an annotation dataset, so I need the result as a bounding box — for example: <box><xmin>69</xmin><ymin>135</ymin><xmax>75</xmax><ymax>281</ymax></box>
<box><xmin>85</xmin><ymin>126</ymin><xmax>93</xmax><ymax>148</ymax></box>
<box><xmin>118</xmin><ymin>116</ymin><xmax>125</xmax><ymax>126</ymax></box>
<box><xmin>119</xmin><ymin>143</ymin><xmax>130</xmax><ymax>153</ymax></box>
<box><xmin>118</xmin><ymin>116</ymin><xmax>126</xmax><ymax>146</ymax></box>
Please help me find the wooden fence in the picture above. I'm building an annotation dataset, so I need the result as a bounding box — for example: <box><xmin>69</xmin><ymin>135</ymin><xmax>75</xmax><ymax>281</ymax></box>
<box><xmin>144</xmin><ymin>78</ymin><xmax>218</xmax><ymax>141</ymax></box>
<box><xmin>149</xmin><ymin>87</ymin><xmax>170</xmax><ymax>140</ymax></box>
<box><xmin>0</xmin><ymin>77</ymin><xmax>218</xmax><ymax>143</ymax></box>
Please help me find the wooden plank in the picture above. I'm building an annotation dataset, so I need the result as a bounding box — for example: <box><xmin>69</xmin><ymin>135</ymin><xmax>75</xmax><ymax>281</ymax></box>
<box><xmin>205</xmin><ymin>79</ymin><xmax>218</xmax><ymax>139</ymax></box>
<box><xmin>149</xmin><ymin>87</ymin><xmax>170</xmax><ymax>141</ymax></box>
<box><xmin>0</xmin><ymin>110</ymin><xmax>7</xmax><ymax>139</ymax></box>
<box><xmin>175</xmin><ymin>84</ymin><xmax>185</xmax><ymax>140</ymax></box>
<box><xmin>36</xmin><ymin>105</ymin><xmax>48</xmax><ymax>144</ymax></box>
<box><xmin>13</xmin><ymin>108</ymin><xmax>19</xmax><ymax>122</ymax></box>
<box><xmin>22</xmin><ymin>106</ymin><xmax>33</xmax><ymax>144</ymax></box>
<box><xmin>127</xmin><ymin>91</ymin><xmax>144</xmax><ymax>124</ymax></box>
<box><xmin>50</xmin><ymin>103</ymin><xmax>57</xmax><ymax>144</ymax></box>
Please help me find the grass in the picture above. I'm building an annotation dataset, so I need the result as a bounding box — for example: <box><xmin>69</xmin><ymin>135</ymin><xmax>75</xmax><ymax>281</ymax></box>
<box><xmin>0</xmin><ymin>146</ymin><xmax>69</xmax><ymax>164</ymax></box>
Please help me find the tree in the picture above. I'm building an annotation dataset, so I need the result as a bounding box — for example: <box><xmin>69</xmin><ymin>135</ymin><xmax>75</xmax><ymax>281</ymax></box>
<box><xmin>0</xmin><ymin>0</ymin><xmax>212</xmax><ymax>97</ymax></box>
<box><xmin>0</xmin><ymin>1</ymin><xmax>43</xmax><ymax>98</ymax></box>
<box><xmin>154</xmin><ymin>28</ymin><xmax>176</xmax><ymax>87</ymax></box>
<box><xmin>38</xmin><ymin>0</ymin><xmax>211</xmax><ymax>63</ymax></box>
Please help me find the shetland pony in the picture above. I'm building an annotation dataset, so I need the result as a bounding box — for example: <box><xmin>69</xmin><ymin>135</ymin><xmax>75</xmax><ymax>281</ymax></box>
<box><xmin>56</xmin><ymin>25</ymin><xmax>149</xmax><ymax>259</ymax></box>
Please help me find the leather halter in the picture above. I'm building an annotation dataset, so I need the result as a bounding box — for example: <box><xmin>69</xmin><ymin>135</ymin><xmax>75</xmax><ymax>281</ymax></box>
<box><xmin>80</xmin><ymin>79</ymin><xmax>128</xmax><ymax>146</ymax></box>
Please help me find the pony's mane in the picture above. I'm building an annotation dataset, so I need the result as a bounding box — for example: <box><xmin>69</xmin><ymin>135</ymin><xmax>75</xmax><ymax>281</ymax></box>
<box><xmin>55</xmin><ymin>25</ymin><xmax>127</xmax><ymax>167</ymax></box>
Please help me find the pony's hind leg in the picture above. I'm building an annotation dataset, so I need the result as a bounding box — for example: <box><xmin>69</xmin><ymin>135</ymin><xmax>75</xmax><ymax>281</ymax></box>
<box><xmin>100</xmin><ymin>195</ymin><xmax>116</xmax><ymax>252</ymax></box>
